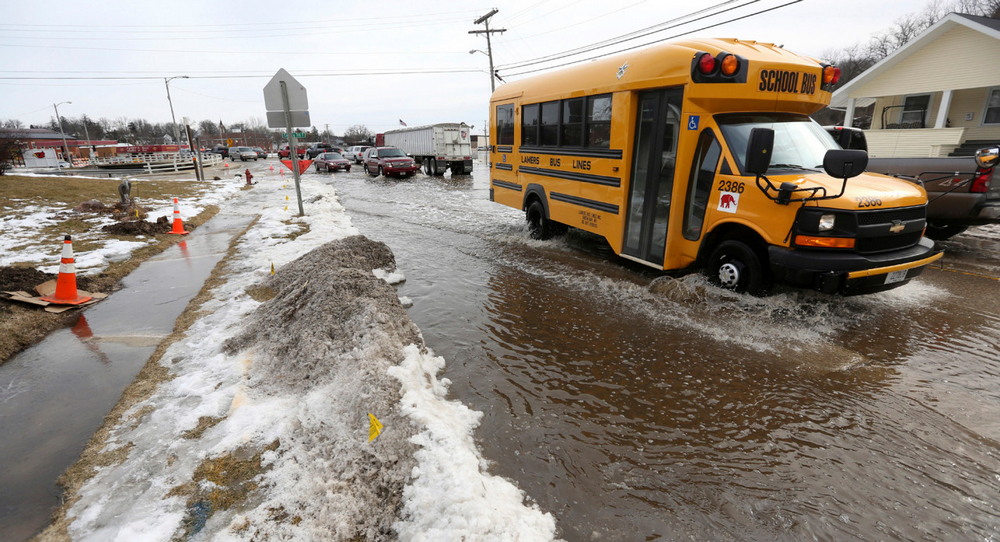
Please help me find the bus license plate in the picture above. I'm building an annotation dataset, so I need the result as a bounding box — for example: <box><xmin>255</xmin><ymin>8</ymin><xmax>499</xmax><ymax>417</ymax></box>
<box><xmin>884</xmin><ymin>269</ymin><xmax>908</xmax><ymax>284</ymax></box>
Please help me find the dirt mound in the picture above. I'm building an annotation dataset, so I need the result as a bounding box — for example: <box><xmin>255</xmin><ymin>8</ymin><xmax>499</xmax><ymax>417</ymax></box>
<box><xmin>102</xmin><ymin>216</ymin><xmax>171</xmax><ymax>235</ymax></box>
<box><xmin>223</xmin><ymin>235</ymin><xmax>422</xmax><ymax>538</ymax></box>
<box><xmin>0</xmin><ymin>266</ymin><xmax>55</xmax><ymax>292</ymax></box>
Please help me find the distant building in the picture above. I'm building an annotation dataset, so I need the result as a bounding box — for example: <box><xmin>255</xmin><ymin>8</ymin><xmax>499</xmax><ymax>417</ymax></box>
<box><xmin>831</xmin><ymin>13</ymin><xmax>1000</xmax><ymax>157</ymax></box>
<box><xmin>0</xmin><ymin>127</ymin><xmax>118</xmax><ymax>159</ymax></box>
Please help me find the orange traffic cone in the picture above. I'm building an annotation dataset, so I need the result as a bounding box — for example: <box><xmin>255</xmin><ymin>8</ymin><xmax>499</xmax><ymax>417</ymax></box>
<box><xmin>168</xmin><ymin>197</ymin><xmax>190</xmax><ymax>235</ymax></box>
<box><xmin>40</xmin><ymin>235</ymin><xmax>93</xmax><ymax>305</ymax></box>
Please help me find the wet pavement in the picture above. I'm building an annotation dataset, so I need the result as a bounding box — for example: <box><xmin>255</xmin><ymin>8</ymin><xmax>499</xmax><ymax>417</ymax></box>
<box><xmin>325</xmin><ymin>160</ymin><xmax>1000</xmax><ymax>541</ymax></box>
<box><xmin>0</xmin><ymin>212</ymin><xmax>253</xmax><ymax>541</ymax></box>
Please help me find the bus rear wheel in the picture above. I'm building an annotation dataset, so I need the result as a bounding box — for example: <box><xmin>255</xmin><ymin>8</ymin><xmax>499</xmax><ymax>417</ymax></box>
<box><xmin>526</xmin><ymin>200</ymin><xmax>566</xmax><ymax>240</ymax></box>
<box><xmin>706</xmin><ymin>240</ymin><xmax>770</xmax><ymax>295</ymax></box>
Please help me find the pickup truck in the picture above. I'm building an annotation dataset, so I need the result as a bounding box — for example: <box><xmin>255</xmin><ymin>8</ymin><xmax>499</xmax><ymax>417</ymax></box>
<box><xmin>826</xmin><ymin>126</ymin><xmax>1000</xmax><ymax>240</ymax></box>
<box><xmin>278</xmin><ymin>144</ymin><xmax>306</xmax><ymax>159</ymax></box>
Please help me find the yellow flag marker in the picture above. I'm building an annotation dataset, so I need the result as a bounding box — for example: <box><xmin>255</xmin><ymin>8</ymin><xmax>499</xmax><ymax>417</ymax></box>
<box><xmin>368</xmin><ymin>413</ymin><xmax>383</xmax><ymax>442</ymax></box>
<box><xmin>285</xmin><ymin>195</ymin><xmax>289</xmax><ymax>201</ymax></box>
<box><xmin>270</xmin><ymin>262</ymin><xmax>275</xmax><ymax>275</ymax></box>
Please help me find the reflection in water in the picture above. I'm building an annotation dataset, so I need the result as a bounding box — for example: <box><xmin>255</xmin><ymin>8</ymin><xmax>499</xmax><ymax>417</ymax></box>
<box><xmin>333</xmin><ymin>168</ymin><xmax>1000</xmax><ymax>541</ymax></box>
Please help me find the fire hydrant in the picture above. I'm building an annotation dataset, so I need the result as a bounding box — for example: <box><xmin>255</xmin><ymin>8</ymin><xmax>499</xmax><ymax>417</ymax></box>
<box><xmin>245</xmin><ymin>169</ymin><xmax>254</xmax><ymax>185</ymax></box>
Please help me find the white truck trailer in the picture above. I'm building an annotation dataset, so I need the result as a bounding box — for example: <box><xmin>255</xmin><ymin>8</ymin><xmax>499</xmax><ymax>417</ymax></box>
<box><xmin>382</xmin><ymin>122</ymin><xmax>474</xmax><ymax>176</ymax></box>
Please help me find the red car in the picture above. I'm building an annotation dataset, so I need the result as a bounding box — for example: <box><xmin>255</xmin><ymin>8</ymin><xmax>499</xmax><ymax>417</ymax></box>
<box><xmin>313</xmin><ymin>152</ymin><xmax>351</xmax><ymax>172</ymax></box>
<box><xmin>278</xmin><ymin>144</ymin><xmax>306</xmax><ymax>159</ymax></box>
<box><xmin>362</xmin><ymin>147</ymin><xmax>418</xmax><ymax>177</ymax></box>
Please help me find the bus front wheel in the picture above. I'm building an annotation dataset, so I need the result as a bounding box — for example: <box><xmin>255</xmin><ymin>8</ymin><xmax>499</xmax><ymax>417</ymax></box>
<box><xmin>706</xmin><ymin>240</ymin><xmax>770</xmax><ymax>295</ymax></box>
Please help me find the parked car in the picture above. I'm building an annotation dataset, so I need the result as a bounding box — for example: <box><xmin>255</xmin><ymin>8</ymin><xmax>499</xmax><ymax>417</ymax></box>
<box><xmin>252</xmin><ymin>147</ymin><xmax>268</xmax><ymax>159</ymax></box>
<box><xmin>278</xmin><ymin>144</ymin><xmax>306</xmax><ymax>159</ymax></box>
<box><xmin>211</xmin><ymin>145</ymin><xmax>229</xmax><ymax>158</ymax></box>
<box><xmin>307</xmin><ymin>143</ymin><xmax>335</xmax><ymax>158</ymax></box>
<box><xmin>363</xmin><ymin>147</ymin><xmax>418</xmax><ymax>177</ymax></box>
<box><xmin>313</xmin><ymin>152</ymin><xmax>352</xmax><ymax>172</ymax></box>
<box><xmin>345</xmin><ymin>145</ymin><xmax>371</xmax><ymax>164</ymax></box>
<box><xmin>229</xmin><ymin>146</ymin><xmax>258</xmax><ymax>161</ymax></box>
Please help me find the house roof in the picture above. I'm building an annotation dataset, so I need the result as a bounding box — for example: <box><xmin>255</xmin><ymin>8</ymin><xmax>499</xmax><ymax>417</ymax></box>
<box><xmin>0</xmin><ymin>127</ymin><xmax>72</xmax><ymax>140</ymax></box>
<box><xmin>830</xmin><ymin>12</ymin><xmax>1000</xmax><ymax>108</ymax></box>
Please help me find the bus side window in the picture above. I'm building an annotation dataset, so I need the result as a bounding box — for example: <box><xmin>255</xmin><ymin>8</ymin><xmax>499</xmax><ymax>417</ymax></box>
<box><xmin>496</xmin><ymin>104</ymin><xmax>514</xmax><ymax>146</ymax></box>
<box><xmin>587</xmin><ymin>95</ymin><xmax>612</xmax><ymax>148</ymax></box>
<box><xmin>682</xmin><ymin>130</ymin><xmax>721</xmax><ymax>241</ymax></box>
<box><xmin>522</xmin><ymin>104</ymin><xmax>539</xmax><ymax>146</ymax></box>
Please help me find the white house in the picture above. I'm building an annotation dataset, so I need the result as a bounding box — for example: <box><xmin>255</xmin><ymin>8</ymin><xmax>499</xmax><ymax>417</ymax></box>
<box><xmin>831</xmin><ymin>13</ymin><xmax>1000</xmax><ymax>158</ymax></box>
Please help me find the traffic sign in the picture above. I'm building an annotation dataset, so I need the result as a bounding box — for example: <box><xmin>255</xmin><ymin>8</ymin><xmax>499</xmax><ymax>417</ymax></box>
<box><xmin>263</xmin><ymin>69</ymin><xmax>308</xmax><ymax>112</ymax></box>
<box><xmin>292</xmin><ymin>132</ymin><xmax>307</xmax><ymax>138</ymax></box>
<box><xmin>266</xmin><ymin>111</ymin><xmax>310</xmax><ymax>129</ymax></box>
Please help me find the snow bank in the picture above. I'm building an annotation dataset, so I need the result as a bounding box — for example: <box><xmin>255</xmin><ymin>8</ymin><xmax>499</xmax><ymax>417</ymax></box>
<box><xmin>62</xmin><ymin>175</ymin><xmax>558</xmax><ymax>541</ymax></box>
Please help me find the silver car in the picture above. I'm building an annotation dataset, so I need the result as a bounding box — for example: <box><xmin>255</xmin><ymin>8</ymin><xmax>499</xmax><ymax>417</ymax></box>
<box><xmin>229</xmin><ymin>146</ymin><xmax>258</xmax><ymax>161</ymax></box>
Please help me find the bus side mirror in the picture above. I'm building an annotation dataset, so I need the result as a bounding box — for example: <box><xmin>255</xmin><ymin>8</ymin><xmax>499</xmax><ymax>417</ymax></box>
<box><xmin>745</xmin><ymin>128</ymin><xmax>774</xmax><ymax>175</ymax></box>
<box><xmin>826</xmin><ymin>126</ymin><xmax>868</xmax><ymax>151</ymax></box>
<box><xmin>823</xmin><ymin>149</ymin><xmax>868</xmax><ymax>179</ymax></box>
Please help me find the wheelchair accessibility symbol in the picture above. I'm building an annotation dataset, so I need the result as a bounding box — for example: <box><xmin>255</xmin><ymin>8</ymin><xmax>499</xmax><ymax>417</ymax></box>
<box><xmin>687</xmin><ymin>115</ymin><xmax>700</xmax><ymax>130</ymax></box>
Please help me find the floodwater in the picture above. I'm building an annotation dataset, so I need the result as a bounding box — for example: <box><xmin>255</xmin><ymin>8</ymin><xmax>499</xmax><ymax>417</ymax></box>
<box><xmin>323</xmin><ymin>156</ymin><xmax>1000</xmax><ymax>541</ymax></box>
<box><xmin>0</xmin><ymin>213</ymin><xmax>252</xmax><ymax>541</ymax></box>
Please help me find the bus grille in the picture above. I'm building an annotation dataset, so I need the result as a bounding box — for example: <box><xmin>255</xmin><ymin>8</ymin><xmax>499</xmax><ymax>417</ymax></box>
<box><xmin>856</xmin><ymin>206</ymin><xmax>925</xmax><ymax>225</ymax></box>
<box><xmin>855</xmin><ymin>206</ymin><xmax>926</xmax><ymax>254</ymax></box>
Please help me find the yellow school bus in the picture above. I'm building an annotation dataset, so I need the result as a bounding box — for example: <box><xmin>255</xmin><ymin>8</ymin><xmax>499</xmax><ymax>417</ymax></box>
<box><xmin>488</xmin><ymin>38</ymin><xmax>943</xmax><ymax>295</ymax></box>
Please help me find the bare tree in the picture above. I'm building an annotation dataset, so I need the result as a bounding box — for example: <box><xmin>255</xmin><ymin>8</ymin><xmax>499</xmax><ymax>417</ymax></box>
<box><xmin>0</xmin><ymin>125</ymin><xmax>27</xmax><ymax>175</ymax></box>
<box><xmin>343</xmin><ymin>124</ymin><xmax>373</xmax><ymax>144</ymax></box>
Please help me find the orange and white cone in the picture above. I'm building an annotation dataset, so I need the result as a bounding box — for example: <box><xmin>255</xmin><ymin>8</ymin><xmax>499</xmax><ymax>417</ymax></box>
<box><xmin>40</xmin><ymin>235</ymin><xmax>93</xmax><ymax>305</ymax></box>
<box><xmin>168</xmin><ymin>197</ymin><xmax>190</xmax><ymax>235</ymax></box>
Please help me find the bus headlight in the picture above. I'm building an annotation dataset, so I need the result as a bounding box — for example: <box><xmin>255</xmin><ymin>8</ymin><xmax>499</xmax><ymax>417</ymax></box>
<box><xmin>818</xmin><ymin>213</ymin><xmax>836</xmax><ymax>231</ymax></box>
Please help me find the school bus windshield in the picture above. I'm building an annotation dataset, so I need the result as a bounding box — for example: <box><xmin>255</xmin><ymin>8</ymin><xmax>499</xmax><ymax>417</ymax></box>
<box><xmin>717</xmin><ymin>113</ymin><xmax>840</xmax><ymax>174</ymax></box>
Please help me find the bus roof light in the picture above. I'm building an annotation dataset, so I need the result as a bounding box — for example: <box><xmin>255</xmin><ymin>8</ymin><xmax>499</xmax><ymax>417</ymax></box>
<box><xmin>823</xmin><ymin>65</ymin><xmax>841</xmax><ymax>85</ymax></box>
<box><xmin>697</xmin><ymin>53</ymin><xmax>717</xmax><ymax>75</ymax></box>
<box><xmin>720</xmin><ymin>54</ymin><xmax>740</xmax><ymax>76</ymax></box>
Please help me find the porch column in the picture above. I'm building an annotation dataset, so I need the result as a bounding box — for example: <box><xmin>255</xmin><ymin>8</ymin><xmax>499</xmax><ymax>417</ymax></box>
<box><xmin>934</xmin><ymin>89</ymin><xmax>953</xmax><ymax>129</ymax></box>
<box><xmin>844</xmin><ymin>98</ymin><xmax>856</xmax><ymax>128</ymax></box>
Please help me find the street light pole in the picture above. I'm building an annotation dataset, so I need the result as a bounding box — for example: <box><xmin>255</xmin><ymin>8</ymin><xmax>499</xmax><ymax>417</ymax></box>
<box><xmin>164</xmin><ymin>75</ymin><xmax>189</xmax><ymax>146</ymax></box>
<box><xmin>53</xmin><ymin>101</ymin><xmax>72</xmax><ymax>165</ymax></box>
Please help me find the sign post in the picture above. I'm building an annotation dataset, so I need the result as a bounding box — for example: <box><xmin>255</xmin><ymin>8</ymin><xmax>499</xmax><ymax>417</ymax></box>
<box><xmin>264</xmin><ymin>69</ymin><xmax>309</xmax><ymax>216</ymax></box>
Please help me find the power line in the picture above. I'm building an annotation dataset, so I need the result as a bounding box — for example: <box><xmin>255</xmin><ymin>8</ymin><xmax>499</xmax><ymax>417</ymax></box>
<box><xmin>502</xmin><ymin>0</ymin><xmax>804</xmax><ymax>77</ymax></box>
<box><xmin>0</xmin><ymin>68</ymin><xmax>482</xmax><ymax>81</ymax></box>
<box><xmin>499</xmin><ymin>0</ymin><xmax>756</xmax><ymax>71</ymax></box>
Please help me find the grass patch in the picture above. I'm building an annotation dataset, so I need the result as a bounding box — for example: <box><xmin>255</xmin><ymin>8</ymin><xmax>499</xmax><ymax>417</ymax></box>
<box><xmin>0</xmin><ymin>204</ymin><xmax>220</xmax><ymax>366</ymax></box>
<box><xmin>0</xmin><ymin>175</ymin><xmax>212</xmax><ymax>208</ymax></box>
<box><xmin>169</xmin><ymin>440</ymin><xmax>281</xmax><ymax>540</ymax></box>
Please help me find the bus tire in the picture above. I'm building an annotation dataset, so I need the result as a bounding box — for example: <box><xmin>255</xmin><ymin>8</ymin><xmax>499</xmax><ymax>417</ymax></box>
<box><xmin>706</xmin><ymin>240</ymin><xmax>770</xmax><ymax>295</ymax></box>
<box><xmin>526</xmin><ymin>200</ymin><xmax>555</xmax><ymax>240</ymax></box>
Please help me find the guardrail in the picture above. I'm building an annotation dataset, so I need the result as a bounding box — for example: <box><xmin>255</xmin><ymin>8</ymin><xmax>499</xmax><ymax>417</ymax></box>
<box><xmin>88</xmin><ymin>152</ymin><xmax>223</xmax><ymax>174</ymax></box>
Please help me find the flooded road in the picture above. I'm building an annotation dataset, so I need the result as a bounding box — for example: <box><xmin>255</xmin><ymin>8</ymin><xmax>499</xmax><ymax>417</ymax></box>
<box><xmin>322</xmin><ymin>157</ymin><xmax>1000</xmax><ymax>540</ymax></box>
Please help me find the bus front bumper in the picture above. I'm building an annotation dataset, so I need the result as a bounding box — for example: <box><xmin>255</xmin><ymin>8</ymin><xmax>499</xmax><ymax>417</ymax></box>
<box><xmin>768</xmin><ymin>238</ymin><xmax>943</xmax><ymax>296</ymax></box>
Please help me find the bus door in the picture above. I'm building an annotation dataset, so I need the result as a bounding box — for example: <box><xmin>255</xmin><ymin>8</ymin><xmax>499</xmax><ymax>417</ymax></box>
<box><xmin>622</xmin><ymin>88</ymin><xmax>683</xmax><ymax>265</ymax></box>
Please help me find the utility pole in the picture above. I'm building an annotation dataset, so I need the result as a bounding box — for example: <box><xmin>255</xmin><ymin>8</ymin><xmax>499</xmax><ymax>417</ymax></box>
<box><xmin>53</xmin><ymin>101</ymin><xmax>72</xmax><ymax>165</ymax></box>
<box><xmin>469</xmin><ymin>8</ymin><xmax>505</xmax><ymax>92</ymax></box>
<box><xmin>164</xmin><ymin>75</ymin><xmax>189</xmax><ymax>145</ymax></box>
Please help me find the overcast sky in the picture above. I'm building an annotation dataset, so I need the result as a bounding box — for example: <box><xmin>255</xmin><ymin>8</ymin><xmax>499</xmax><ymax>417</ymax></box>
<box><xmin>1</xmin><ymin>0</ymin><xmax>929</xmax><ymax>136</ymax></box>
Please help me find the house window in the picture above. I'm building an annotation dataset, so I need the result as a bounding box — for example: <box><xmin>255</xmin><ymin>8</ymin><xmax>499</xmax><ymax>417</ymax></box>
<box><xmin>984</xmin><ymin>88</ymin><xmax>1000</xmax><ymax>125</ymax></box>
<box><xmin>900</xmin><ymin>94</ymin><xmax>930</xmax><ymax>128</ymax></box>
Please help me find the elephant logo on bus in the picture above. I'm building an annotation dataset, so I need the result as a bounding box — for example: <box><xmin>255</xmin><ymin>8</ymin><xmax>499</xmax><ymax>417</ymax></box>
<box><xmin>718</xmin><ymin>191</ymin><xmax>739</xmax><ymax>213</ymax></box>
